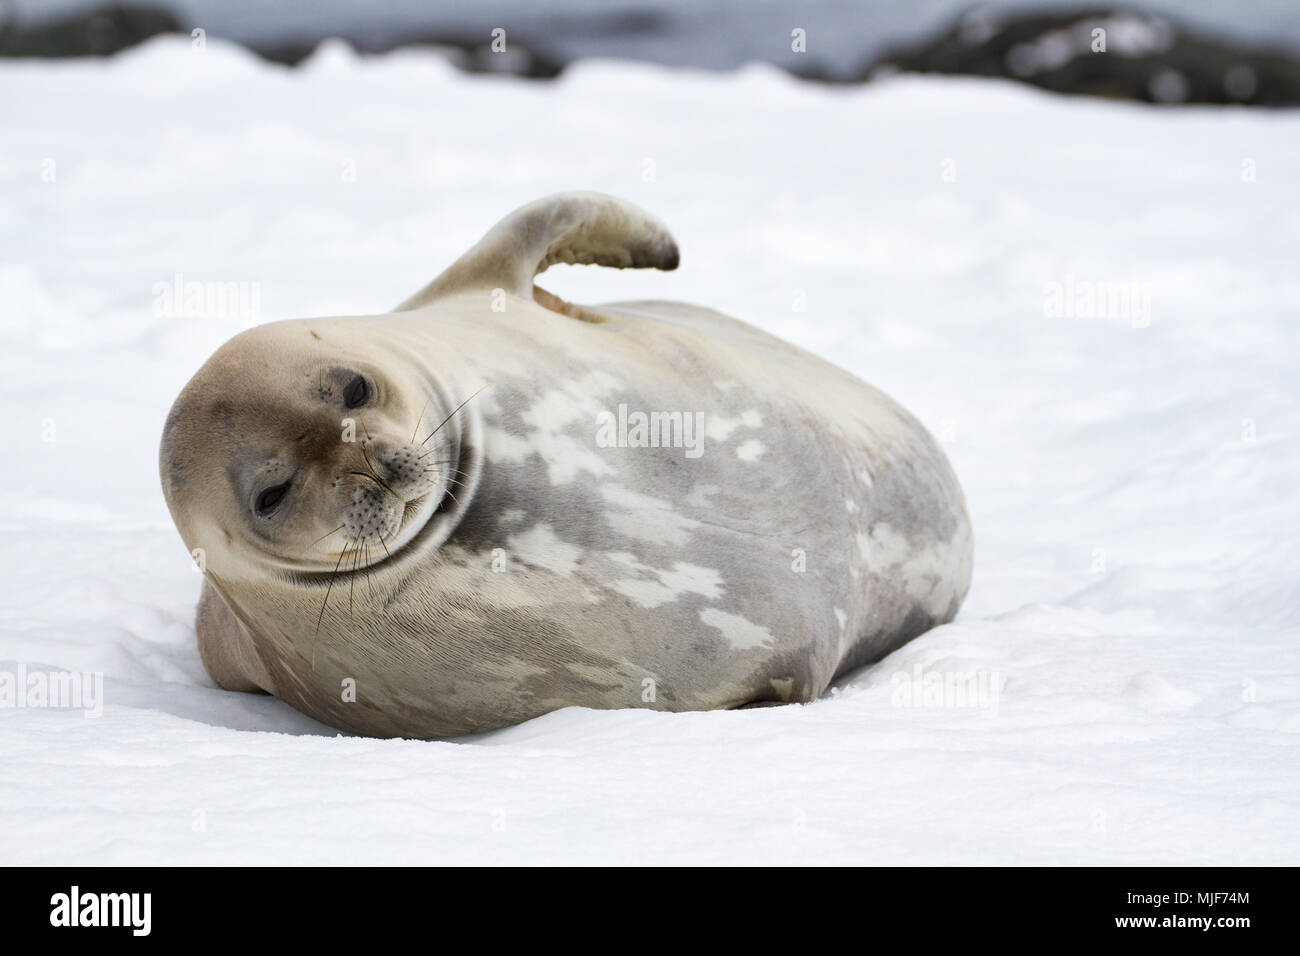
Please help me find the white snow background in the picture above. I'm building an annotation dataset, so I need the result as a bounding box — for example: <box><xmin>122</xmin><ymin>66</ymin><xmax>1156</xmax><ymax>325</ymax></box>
<box><xmin>1</xmin><ymin>38</ymin><xmax>1297</xmax><ymax>865</ymax></box>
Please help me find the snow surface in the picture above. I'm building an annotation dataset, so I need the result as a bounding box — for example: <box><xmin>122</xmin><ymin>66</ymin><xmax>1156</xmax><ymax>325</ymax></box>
<box><xmin>1</xmin><ymin>38</ymin><xmax>1298</xmax><ymax>865</ymax></box>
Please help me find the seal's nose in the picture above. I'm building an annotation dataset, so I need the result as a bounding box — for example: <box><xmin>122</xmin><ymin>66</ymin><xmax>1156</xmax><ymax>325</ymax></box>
<box><xmin>364</xmin><ymin>439</ymin><xmax>437</xmax><ymax>499</ymax></box>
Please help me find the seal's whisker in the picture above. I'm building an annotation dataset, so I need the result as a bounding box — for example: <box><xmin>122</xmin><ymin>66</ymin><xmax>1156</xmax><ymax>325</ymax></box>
<box><xmin>349</xmin><ymin>468</ymin><xmax>399</xmax><ymax>499</ymax></box>
<box><xmin>312</xmin><ymin>544</ymin><xmax>350</xmax><ymax>670</ymax></box>
<box><xmin>309</xmin><ymin>524</ymin><xmax>345</xmax><ymax>548</ymax></box>
<box><xmin>410</xmin><ymin>399</ymin><xmax>430</xmax><ymax>445</ymax></box>
<box><xmin>356</xmin><ymin>442</ymin><xmax>403</xmax><ymax>498</ymax></box>
<box><xmin>437</xmin><ymin>472</ymin><xmax>469</xmax><ymax>492</ymax></box>
<box><xmin>362</xmin><ymin>539</ymin><xmax>376</xmax><ymax>598</ymax></box>
<box><xmin>347</xmin><ymin>543</ymin><xmax>359</xmax><ymax>626</ymax></box>
<box><xmin>420</xmin><ymin>386</ymin><xmax>487</xmax><ymax>447</ymax></box>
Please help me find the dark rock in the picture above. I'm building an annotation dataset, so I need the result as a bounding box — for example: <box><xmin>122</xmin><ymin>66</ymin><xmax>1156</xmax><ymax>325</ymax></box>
<box><xmin>0</xmin><ymin>3</ymin><xmax>179</xmax><ymax>58</ymax></box>
<box><xmin>0</xmin><ymin>1</ymin><xmax>565</xmax><ymax>79</ymax></box>
<box><xmin>869</xmin><ymin>6</ymin><xmax>1300</xmax><ymax>106</ymax></box>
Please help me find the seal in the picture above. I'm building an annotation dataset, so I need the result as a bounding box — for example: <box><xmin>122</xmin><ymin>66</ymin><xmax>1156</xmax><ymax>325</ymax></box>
<box><xmin>160</xmin><ymin>192</ymin><xmax>973</xmax><ymax>738</ymax></box>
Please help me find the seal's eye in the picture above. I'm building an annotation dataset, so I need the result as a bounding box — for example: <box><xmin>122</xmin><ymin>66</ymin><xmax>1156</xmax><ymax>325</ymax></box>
<box><xmin>343</xmin><ymin>375</ymin><xmax>369</xmax><ymax>409</ymax></box>
<box><xmin>255</xmin><ymin>480</ymin><xmax>291</xmax><ymax>517</ymax></box>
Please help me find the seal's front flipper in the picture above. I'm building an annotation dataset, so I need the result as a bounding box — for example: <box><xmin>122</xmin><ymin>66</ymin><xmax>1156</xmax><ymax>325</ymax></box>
<box><xmin>395</xmin><ymin>192</ymin><xmax>679</xmax><ymax>312</ymax></box>
<box><xmin>196</xmin><ymin>578</ymin><xmax>273</xmax><ymax>695</ymax></box>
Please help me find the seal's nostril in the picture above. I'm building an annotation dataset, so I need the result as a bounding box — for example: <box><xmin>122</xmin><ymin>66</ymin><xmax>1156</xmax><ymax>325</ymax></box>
<box><xmin>296</xmin><ymin>432</ymin><xmax>308</xmax><ymax>442</ymax></box>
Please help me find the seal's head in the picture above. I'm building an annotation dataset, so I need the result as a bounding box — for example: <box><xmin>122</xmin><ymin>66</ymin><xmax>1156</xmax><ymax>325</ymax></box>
<box><xmin>160</xmin><ymin>320</ymin><xmax>454</xmax><ymax>580</ymax></box>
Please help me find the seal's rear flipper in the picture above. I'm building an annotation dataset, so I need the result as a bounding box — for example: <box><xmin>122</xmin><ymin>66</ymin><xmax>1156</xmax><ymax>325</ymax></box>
<box><xmin>395</xmin><ymin>192</ymin><xmax>679</xmax><ymax>312</ymax></box>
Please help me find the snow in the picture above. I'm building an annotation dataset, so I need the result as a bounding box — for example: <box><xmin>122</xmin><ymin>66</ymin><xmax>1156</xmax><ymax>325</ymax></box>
<box><xmin>2</xmin><ymin>38</ymin><xmax>1298</xmax><ymax>865</ymax></box>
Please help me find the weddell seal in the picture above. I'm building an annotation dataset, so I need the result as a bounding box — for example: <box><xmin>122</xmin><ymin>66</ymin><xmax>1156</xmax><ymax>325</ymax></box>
<box><xmin>159</xmin><ymin>192</ymin><xmax>973</xmax><ymax>738</ymax></box>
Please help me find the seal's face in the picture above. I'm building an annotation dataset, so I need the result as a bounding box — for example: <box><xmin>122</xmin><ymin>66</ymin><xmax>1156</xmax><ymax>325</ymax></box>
<box><xmin>160</xmin><ymin>322</ymin><xmax>448</xmax><ymax>579</ymax></box>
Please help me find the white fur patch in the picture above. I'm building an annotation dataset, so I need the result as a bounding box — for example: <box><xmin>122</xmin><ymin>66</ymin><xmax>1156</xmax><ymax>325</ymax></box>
<box><xmin>699</xmin><ymin>607</ymin><xmax>774</xmax><ymax>650</ymax></box>
<box><xmin>601</xmin><ymin>485</ymin><xmax>701</xmax><ymax>547</ymax></box>
<box><xmin>858</xmin><ymin>522</ymin><xmax>969</xmax><ymax>618</ymax></box>
<box><xmin>482</xmin><ymin>425</ymin><xmax>533</xmax><ymax>465</ymax></box>
<box><xmin>705</xmin><ymin>409</ymin><xmax>763</xmax><ymax>442</ymax></box>
<box><xmin>684</xmin><ymin>483</ymin><xmax>720</xmax><ymax>509</ymax></box>
<box><xmin>834</xmin><ymin>606</ymin><xmax>852</xmax><ymax>659</ymax></box>
<box><xmin>507</xmin><ymin>523</ymin><xmax>584</xmax><ymax>576</ymax></box>
<box><xmin>608</xmin><ymin>552</ymin><xmax>722</xmax><ymax>609</ymax></box>
<box><xmin>858</xmin><ymin>523</ymin><xmax>911</xmax><ymax>568</ymax></box>
<box><xmin>495</xmin><ymin>371</ymin><xmax>623</xmax><ymax>484</ymax></box>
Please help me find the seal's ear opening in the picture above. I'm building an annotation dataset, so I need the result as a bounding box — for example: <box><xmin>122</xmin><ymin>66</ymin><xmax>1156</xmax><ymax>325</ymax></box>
<box><xmin>395</xmin><ymin>191</ymin><xmax>680</xmax><ymax>312</ymax></box>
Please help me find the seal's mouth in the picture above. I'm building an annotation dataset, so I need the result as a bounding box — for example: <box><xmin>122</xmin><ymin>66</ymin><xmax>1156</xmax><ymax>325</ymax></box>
<box><xmin>277</xmin><ymin>446</ymin><xmax>464</xmax><ymax>582</ymax></box>
<box><xmin>336</xmin><ymin>481</ymin><xmax>442</xmax><ymax>574</ymax></box>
